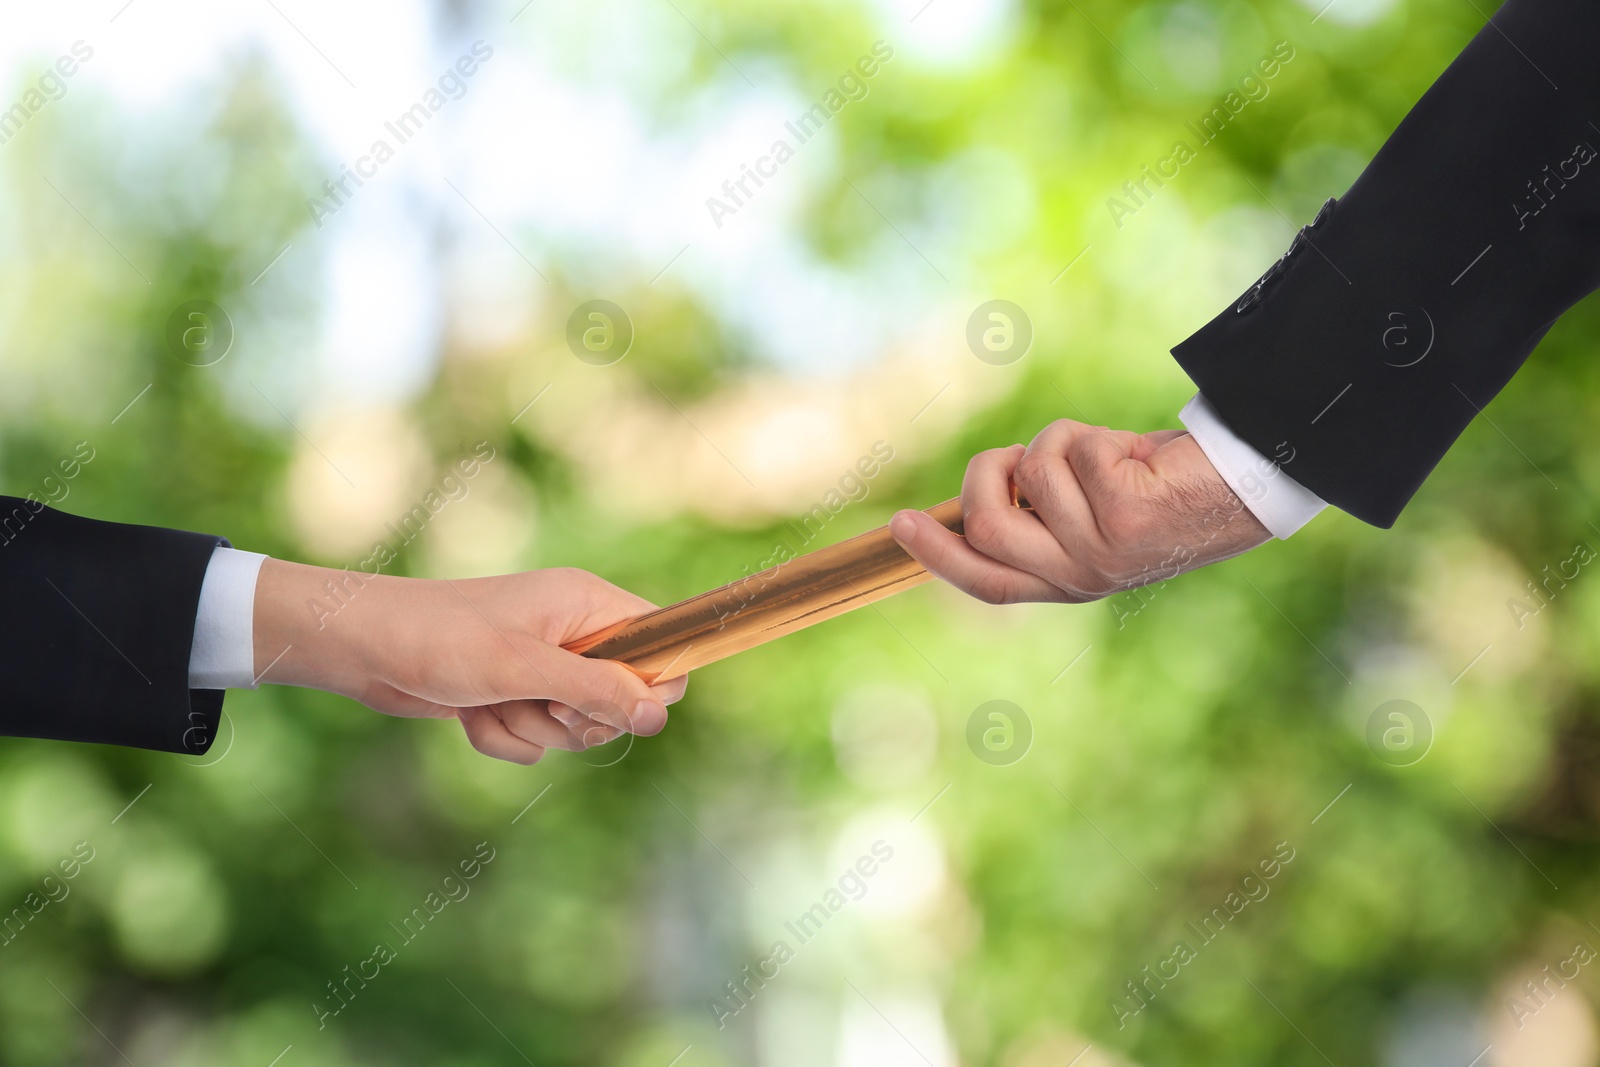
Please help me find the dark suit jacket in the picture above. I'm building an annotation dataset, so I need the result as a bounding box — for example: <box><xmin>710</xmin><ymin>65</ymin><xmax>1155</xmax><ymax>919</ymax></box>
<box><xmin>0</xmin><ymin>496</ymin><xmax>224</xmax><ymax>753</ymax></box>
<box><xmin>1173</xmin><ymin>0</ymin><xmax>1600</xmax><ymax>527</ymax></box>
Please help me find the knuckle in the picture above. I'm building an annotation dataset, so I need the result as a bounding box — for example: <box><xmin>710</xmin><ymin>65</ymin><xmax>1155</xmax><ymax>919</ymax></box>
<box><xmin>1066</xmin><ymin>433</ymin><xmax>1102</xmax><ymax>469</ymax></box>
<box><xmin>963</xmin><ymin>507</ymin><xmax>1008</xmax><ymax>553</ymax></box>
<box><xmin>968</xmin><ymin>446</ymin><xmax>1013</xmax><ymax>476</ymax></box>
<box><xmin>548</xmin><ymin>566</ymin><xmax>598</xmax><ymax>604</ymax></box>
<box><xmin>1013</xmin><ymin>449</ymin><xmax>1049</xmax><ymax>489</ymax></box>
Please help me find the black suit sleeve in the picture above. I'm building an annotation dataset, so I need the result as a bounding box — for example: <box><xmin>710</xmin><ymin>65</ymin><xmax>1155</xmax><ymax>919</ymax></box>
<box><xmin>0</xmin><ymin>496</ymin><xmax>227</xmax><ymax>753</ymax></box>
<box><xmin>1171</xmin><ymin>0</ymin><xmax>1600</xmax><ymax>528</ymax></box>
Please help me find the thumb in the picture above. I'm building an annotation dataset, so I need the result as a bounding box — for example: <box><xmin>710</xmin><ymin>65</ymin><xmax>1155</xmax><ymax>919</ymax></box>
<box><xmin>534</xmin><ymin>647</ymin><xmax>670</xmax><ymax>736</ymax></box>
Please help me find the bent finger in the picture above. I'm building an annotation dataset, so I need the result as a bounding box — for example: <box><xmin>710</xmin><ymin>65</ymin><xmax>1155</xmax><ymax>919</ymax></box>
<box><xmin>457</xmin><ymin>706</ymin><xmax>546</xmax><ymax>765</ymax></box>
<box><xmin>494</xmin><ymin>700</ymin><xmax>587</xmax><ymax>752</ymax></box>
<box><xmin>1022</xmin><ymin>424</ymin><xmax>1137</xmax><ymax>537</ymax></box>
<box><xmin>532</xmin><ymin>648</ymin><xmax>670</xmax><ymax>737</ymax></box>
<box><xmin>889</xmin><ymin>509</ymin><xmax>1063</xmax><ymax>604</ymax></box>
<box><xmin>959</xmin><ymin>446</ymin><xmax>1079</xmax><ymax>582</ymax></box>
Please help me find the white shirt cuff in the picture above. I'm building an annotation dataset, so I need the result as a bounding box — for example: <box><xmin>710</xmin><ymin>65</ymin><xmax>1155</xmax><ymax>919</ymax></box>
<box><xmin>189</xmin><ymin>547</ymin><xmax>268</xmax><ymax>689</ymax></box>
<box><xmin>1180</xmin><ymin>393</ymin><xmax>1327</xmax><ymax>540</ymax></box>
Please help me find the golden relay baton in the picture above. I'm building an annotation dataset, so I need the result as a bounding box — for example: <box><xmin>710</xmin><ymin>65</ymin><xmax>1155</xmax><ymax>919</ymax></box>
<box><xmin>563</xmin><ymin>498</ymin><xmax>966</xmax><ymax>683</ymax></box>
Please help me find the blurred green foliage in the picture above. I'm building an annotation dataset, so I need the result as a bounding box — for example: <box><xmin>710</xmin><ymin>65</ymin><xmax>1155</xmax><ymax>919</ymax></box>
<box><xmin>2</xmin><ymin>1</ymin><xmax>1599</xmax><ymax>1065</ymax></box>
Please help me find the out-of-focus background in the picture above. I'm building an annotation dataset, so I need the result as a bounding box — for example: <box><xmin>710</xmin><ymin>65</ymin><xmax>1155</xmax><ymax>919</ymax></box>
<box><xmin>3</xmin><ymin>0</ymin><xmax>1598</xmax><ymax>1064</ymax></box>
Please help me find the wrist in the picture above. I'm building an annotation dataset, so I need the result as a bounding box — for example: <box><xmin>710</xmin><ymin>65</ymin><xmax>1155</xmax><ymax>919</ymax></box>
<box><xmin>252</xmin><ymin>559</ymin><xmax>405</xmax><ymax>691</ymax></box>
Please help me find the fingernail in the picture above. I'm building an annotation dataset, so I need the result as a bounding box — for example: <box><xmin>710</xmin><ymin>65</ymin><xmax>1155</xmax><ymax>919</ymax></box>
<box><xmin>457</xmin><ymin>706</ymin><xmax>478</xmax><ymax>722</ymax></box>
<box><xmin>633</xmin><ymin>700</ymin><xmax>667</xmax><ymax>736</ymax></box>
<box><xmin>549</xmin><ymin>704</ymin><xmax>581</xmax><ymax>728</ymax></box>
<box><xmin>889</xmin><ymin>512</ymin><xmax>916</xmax><ymax>544</ymax></box>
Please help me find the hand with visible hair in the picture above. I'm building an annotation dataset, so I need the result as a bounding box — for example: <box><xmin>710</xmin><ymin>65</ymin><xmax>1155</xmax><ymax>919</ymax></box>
<box><xmin>889</xmin><ymin>419</ymin><xmax>1271</xmax><ymax>604</ymax></box>
<box><xmin>251</xmin><ymin>562</ymin><xmax>686</xmax><ymax>764</ymax></box>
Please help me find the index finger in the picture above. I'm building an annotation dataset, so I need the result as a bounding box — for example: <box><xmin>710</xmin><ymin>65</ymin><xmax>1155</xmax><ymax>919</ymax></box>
<box><xmin>888</xmin><ymin>508</ymin><xmax>1061</xmax><ymax>604</ymax></box>
<box><xmin>1017</xmin><ymin>421</ymin><xmax>1140</xmax><ymax>555</ymax></box>
<box><xmin>960</xmin><ymin>445</ymin><xmax>1071</xmax><ymax>573</ymax></box>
